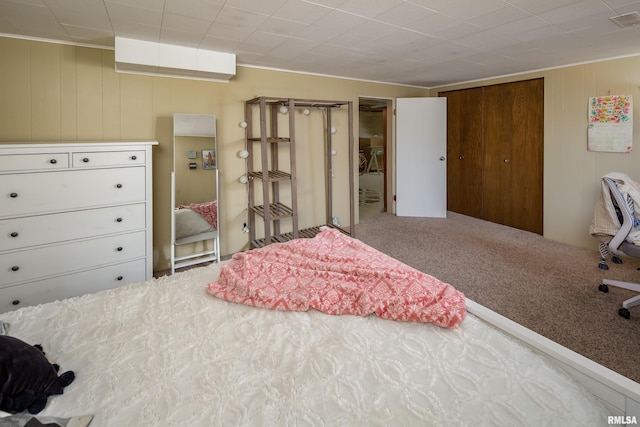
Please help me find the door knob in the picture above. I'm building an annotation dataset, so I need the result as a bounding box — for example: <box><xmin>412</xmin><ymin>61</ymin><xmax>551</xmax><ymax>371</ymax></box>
<box><xmin>504</xmin><ymin>159</ymin><xmax>510</xmax><ymax>163</ymax></box>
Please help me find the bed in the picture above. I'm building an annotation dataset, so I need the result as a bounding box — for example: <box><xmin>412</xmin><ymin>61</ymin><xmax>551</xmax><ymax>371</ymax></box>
<box><xmin>0</xmin><ymin>231</ymin><xmax>635</xmax><ymax>426</ymax></box>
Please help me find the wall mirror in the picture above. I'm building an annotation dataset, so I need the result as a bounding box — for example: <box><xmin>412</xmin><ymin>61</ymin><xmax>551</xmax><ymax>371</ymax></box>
<box><xmin>170</xmin><ymin>113</ymin><xmax>220</xmax><ymax>274</ymax></box>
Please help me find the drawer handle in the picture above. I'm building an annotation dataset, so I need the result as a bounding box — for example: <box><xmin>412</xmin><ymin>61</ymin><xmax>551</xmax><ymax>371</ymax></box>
<box><xmin>10</xmin><ymin>232</ymin><xmax>18</xmax><ymax>238</ymax></box>
<box><xmin>131</xmin><ymin>155</ymin><xmax>137</xmax><ymax>161</ymax></box>
<box><xmin>82</xmin><ymin>157</ymin><xmax>90</xmax><ymax>163</ymax></box>
<box><xmin>12</xmin><ymin>300</ymin><xmax>20</xmax><ymax>306</ymax></box>
<box><xmin>50</xmin><ymin>158</ymin><xmax>57</xmax><ymax>164</ymax></box>
<box><xmin>11</xmin><ymin>266</ymin><xmax>19</xmax><ymax>272</ymax></box>
<box><xmin>116</xmin><ymin>276</ymin><xmax>123</xmax><ymax>281</ymax></box>
<box><xmin>9</xmin><ymin>192</ymin><xmax>18</xmax><ymax>198</ymax></box>
<box><xmin>116</xmin><ymin>246</ymin><xmax>123</xmax><ymax>252</ymax></box>
<box><xmin>116</xmin><ymin>217</ymin><xmax>123</xmax><ymax>222</ymax></box>
<box><xmin>116</xmin><ymin>183</ymin><xmax>123</xmax><ymax>189</ymax></box>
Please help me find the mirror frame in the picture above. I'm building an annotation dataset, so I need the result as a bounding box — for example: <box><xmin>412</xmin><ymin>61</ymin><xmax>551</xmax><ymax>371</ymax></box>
<box><xmin>170</xmin><ymin>113</ymin><xmax>220</xmax><ymax>274</ymax></box>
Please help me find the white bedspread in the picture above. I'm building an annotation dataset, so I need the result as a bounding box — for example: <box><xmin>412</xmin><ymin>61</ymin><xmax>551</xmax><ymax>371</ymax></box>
<box><xmin>1</xmin><ymin>262</ymin><xmax>607</xmax><ymax>426</ymax></box>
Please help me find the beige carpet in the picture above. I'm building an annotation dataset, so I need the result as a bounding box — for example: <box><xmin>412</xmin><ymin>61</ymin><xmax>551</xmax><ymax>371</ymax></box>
<box><xmin>355</xmin><ymin>211</ymin><xmax>640</xmax><ymax>383</ymax></box>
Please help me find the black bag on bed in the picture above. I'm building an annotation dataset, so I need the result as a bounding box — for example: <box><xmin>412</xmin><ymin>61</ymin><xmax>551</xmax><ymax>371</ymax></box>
<box><xmin>0</xmin><ymin>336</ymin><xmax>74</xmax><ymax>414</ymax></box>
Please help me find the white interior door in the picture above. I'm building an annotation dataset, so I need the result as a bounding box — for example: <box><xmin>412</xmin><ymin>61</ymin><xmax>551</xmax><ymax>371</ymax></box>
<box><xmin>395</xmin><ymin>97</ymin><xmax>447</xmax><ymax>217</ymax></box>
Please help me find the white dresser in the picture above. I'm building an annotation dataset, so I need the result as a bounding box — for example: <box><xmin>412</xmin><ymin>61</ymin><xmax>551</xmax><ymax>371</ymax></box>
<box><xmin>0</xmin><ymin>141</ymin><xmax>157</xmax><ymax>313</ymax></box>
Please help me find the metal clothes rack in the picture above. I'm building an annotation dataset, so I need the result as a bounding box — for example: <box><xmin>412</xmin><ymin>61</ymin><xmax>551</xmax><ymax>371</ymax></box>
<box><xmin>244</xmin><ymin>96</ymin><xmax>354</xmax><ymax>248</ymax></box>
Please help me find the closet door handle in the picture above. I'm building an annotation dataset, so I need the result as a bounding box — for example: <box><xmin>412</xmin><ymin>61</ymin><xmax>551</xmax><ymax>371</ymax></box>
<box><xmin>116</xmin><ymin>183</ymin><xmax>123</xmax><ymax>189</ymax></box>
<box><xmin>50</xmin><ymin>158</ymin><xmax>57</xmax><ymax>164</ymax></box>
<box><xmin>116</xmin><ymin>217</ymin><xmax>123</xmax><ymax>222</ymax></box>
<box><xmin>459</xmin><ymin>155</ymin><xmax>464</xmax><ymax>160</ymax></box>
<box><xmin>439</xmin><ymin>156</ymin><xmax>446</xmax><ymax>161</ymax></box>
<box><xmin>9</xmin><ymin>192</ymin><xmax>18</xmax><ymax>198</ymax></box>
<box><xmin>116</xmin><ymin>275</ymin><xmax>124</xmax><ymax>281</ymax></box>
<box><xmin>116</xmin><ymin>246</ymin><xmax>123</xmax><ymax>252</ymax></box>
<box><xmin>503</xmin><ymin>158</ymin><xmax>510</xmax><ymax>163</ymax></box>
<box><xmin>10</xmin><ymin>232</ymin><xmax>18</xmax><ymax>238</ymax></box>
<box><xmin>11</xmin><ymin>266</ymin><xmax>19</xmax><ymax>272</ymax></box>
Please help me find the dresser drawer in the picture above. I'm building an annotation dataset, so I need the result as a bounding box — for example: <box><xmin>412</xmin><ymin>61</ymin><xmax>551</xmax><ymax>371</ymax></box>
<box><xmin>1</xmin><ymin>231</ymin><xmax>146</xmax><ymax>286</ymax></box>
<box><xmin>72</xmin><ymin>150</ymin><xmax>145</xmax><ymax>168</ymax></box>
<box><xmin>0</xmin><ymin>259</ymin><xmax>146</xmax><ymax>313</ymax></box>
<box><xmin>0</xmin><ymin>203</ymin><xmax>146</xmax><ymax>252</ymax></box>
<box><xmin>0</xmin><ymin>153</ymin><xmax>69</xmax><ymax>172</ymax></box>
<box><xmin>1</xmin><ymin>167</ymin><xmax>146</xmax><ymax>217</ymax></box>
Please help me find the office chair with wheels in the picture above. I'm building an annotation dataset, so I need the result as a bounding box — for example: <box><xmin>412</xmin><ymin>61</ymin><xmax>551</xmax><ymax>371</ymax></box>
<box><xmin>597</xmin><ymin>176</ymin><xmax>640</xmax><ymax>319</ymax></box>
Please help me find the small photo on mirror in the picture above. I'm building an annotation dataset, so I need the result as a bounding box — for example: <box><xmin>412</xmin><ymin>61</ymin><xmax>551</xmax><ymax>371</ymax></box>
<box><xmin>202</xmin><ymin>149</ymin><xmax>217</xmax><ymax>169</ymax></box>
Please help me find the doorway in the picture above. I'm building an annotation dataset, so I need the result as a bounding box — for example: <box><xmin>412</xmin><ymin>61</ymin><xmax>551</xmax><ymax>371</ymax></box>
<box><xmin>358</xmin><ymin>97</ymin><xmax>391</xmax><ymax>221</ymax></box>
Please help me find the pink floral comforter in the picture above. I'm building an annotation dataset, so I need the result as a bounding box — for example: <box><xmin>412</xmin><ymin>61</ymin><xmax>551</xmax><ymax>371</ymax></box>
<box><xmin>206</xmin><ymin>229</ymin><xmax>466</xmax><ymax>328</ymax></box>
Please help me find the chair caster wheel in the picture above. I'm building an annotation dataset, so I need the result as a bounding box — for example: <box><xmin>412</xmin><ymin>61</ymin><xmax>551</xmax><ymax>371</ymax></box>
<box><xmin>612</xmin><ymin>256</ymin><xmax>623</xmax><ymax>264</ymax></box>
<box><xmin>619</xmin><ymin>307</ymin><xmax>631</xmax><ymax>319</ymax></box>
<box><xmin>598</xmin><ymin>284</ymin><xmax>609</xmax><ymax>293</ymax></box>
<box><xmin>598</xmin><ymin>261</ymin><xmax>609</xmax><ymax>270</ymax></box>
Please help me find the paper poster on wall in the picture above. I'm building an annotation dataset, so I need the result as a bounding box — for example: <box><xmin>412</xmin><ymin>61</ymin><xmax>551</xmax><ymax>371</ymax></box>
<box><xmin>587</xmin><ymin>95</ymin><xmax>633</xmax><ymax>153</ymax></box>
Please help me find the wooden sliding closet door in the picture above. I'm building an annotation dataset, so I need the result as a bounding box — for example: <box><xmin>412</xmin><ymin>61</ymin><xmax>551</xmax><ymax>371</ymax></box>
<box><xmin>483</xmin><ymin>79</ymin><xmax>543</xmax><ymax>234</ymax></box>
<box><xmin>444</xmin><ymin>87</ymin><xmax>484</xmax><ymax>218</ymax></box>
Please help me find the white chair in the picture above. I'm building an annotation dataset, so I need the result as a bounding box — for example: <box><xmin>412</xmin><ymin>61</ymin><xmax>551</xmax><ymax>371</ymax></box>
<box><xmin>597</xmin><ymin>177</ymin><xmax>640</xmax><ymax>319</ymax></box>
<box><xmin>366</xmin><ymin>146</ymin><xmax>383</xmax><ymax>174</ymax></box>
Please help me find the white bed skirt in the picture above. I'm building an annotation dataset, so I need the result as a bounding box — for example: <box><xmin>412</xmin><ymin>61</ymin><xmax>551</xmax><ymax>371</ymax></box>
<box><xmin>0</xmin><ymin>262</ymin><xmax>619</xmax><ymax>426</ymax></box>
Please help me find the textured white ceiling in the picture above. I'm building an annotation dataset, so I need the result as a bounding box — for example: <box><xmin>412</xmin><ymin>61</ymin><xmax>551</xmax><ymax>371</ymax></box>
<box><xmin>1</xmin><ymin>0</ymin><xmax>640</xmax><ymax>87</ymax></box>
